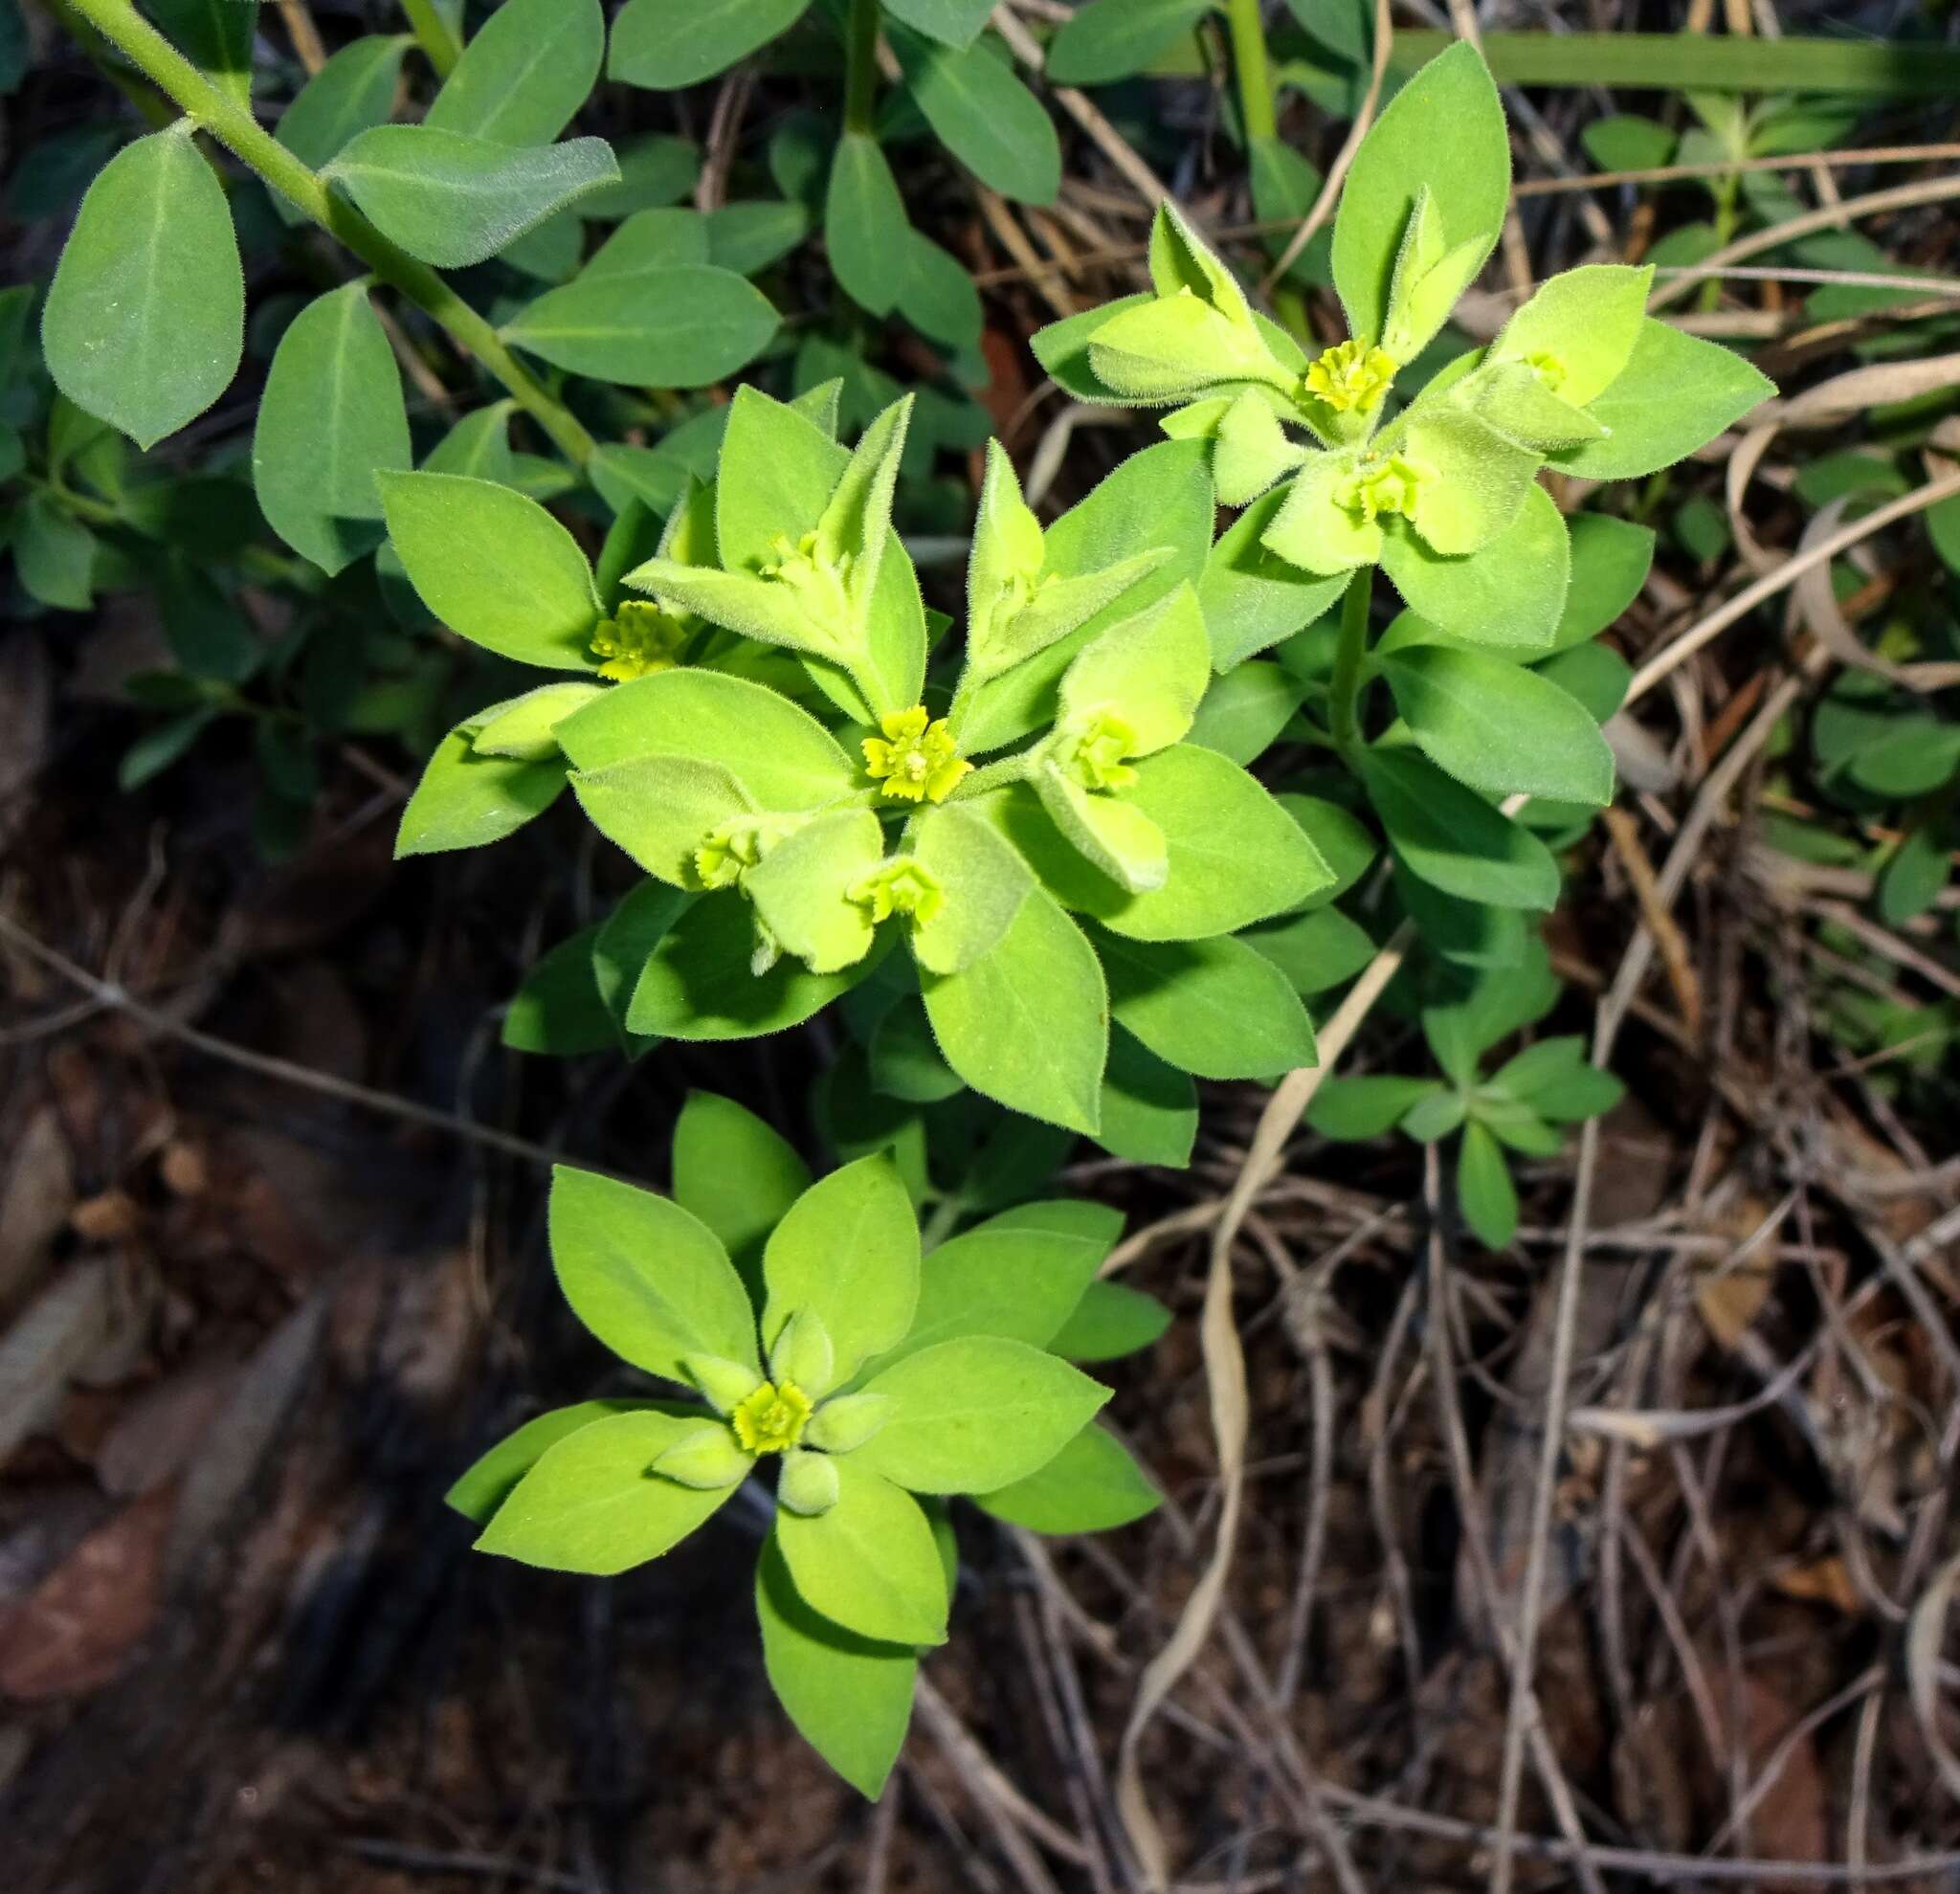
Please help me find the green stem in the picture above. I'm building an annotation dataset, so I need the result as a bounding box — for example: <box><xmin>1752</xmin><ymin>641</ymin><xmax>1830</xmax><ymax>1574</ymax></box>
<box><xmin>1224</xmin><ymin>0</ymin><xmax>1277</xmax><ymax>142</ymax></box>
<box><xmin>399</xmin><ymin>0</ymin><xmax>462</xmax><ymax>78</ymax></box>
<box><xmin>1327</xmin><ymin>566</ymin><xmax>1372</xmax><ymax>759</ymax></box>
<box><xmin>57</xmin><ymin>0</ymin><xmax>594</xmax><ymax>469</ymax></box>
<box><xmin>842</xmin><ymin>0</ymin><xmax>880</xmax><ymax>138</ymax></box>
<box><xmin>947</xmin><ymin>753</ymin><xmax>1034</xmax><ymax>803</ymax></box>
<box><xmin>1223</xmin><ymin>0</ymin><xmax>1308</xmax><ymax>338</ymax></box>
<box><xmin>30</xmin><ymin>478</ymin><xmax>120</xmax><ymax>527</ymax></box>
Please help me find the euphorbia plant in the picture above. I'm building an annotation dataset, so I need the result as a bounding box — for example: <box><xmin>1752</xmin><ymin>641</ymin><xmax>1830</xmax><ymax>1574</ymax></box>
<box><xmin>30</xmin><ymin>5</ymin><xmax>1782</xmax><ymax>1803</ymax></box>
<box><xmin>384</xmin><ymin>53</ymin><xmax>1768</xmax><ymax>1148</ymax></box>
<box><xmin>448</xmin><ymin>1092</ymin><xmax>1164</xmax><ymax>1795</ymax></box>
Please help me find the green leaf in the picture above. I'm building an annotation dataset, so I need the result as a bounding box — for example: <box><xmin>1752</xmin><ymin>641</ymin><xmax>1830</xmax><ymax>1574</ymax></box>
<box><xmin>973</xmin><ymin>1421</ymin><xmax>1161</xmax><ymax>1533</ymax></box>
<box><xmin>1535</xmin><ymin>640</ymin><xmax>1631</xmax><ymax>724</ymax></box>
<box><xmin>625</xmin><ymin>895</ymin><xmax>874</xmax><ymax>1040</ymax></box>
<box><xmin>118</xmin><ymin>710</ymin><xmax>215</xmax><ymax>791</ymax></box>
<box><xmin>1488</xmin><ymin>263</ymin><xmax>1651</xmax><ymax>408</ymax></box>
<box><xmin>1380</xmin><ymin>483</ymin><xmax>1570</xmax><ymax>649</ymax></box>
<box><xmin>1188</xmin><ymin>661</ymin><xmax>1305</xmax><ymax>764</ymax></box>
<box><xmin>426</xmin><ymin>0</ymin><xmax>604</xmax><ymax>145</ymax></box>
<box><xmin>1058</xmin><ymin>581</ymin><xmax>1211</xmax><ymax>756</ymax></box>
<box><xmin>1878</xmin><ymin>822</ymin><xmax>1950</xmax><ymax>925</ymax></box>
<box><xmin>1486</xmin><ymin>1036</ymin><xmax>1624</xmax><ymax>1122</ymax></box>
<box><xmin>907</xmin><ymin>804</ymin><xmax>1035</xmax><ymax>977</ymax></box>
<box><xmin>897</xmin><ymin>230</ymin><xmax>982</xmax><ymax>349</ymax></box>
<box><xmin>475</xmin><ymin>1410</ymin><xmax>739</xmax><ymax>1573</ymax></box>
<box><xmin>503</xmin><ymin>264</ymin><xmax>779</xmax><ymax>388</ymax></box>
<box><xmin>1358</xmin><ymin>746</ymin><xmax>1560</xmax><ymax>909</ymax></box>
<box><xmin>447</xmin><ymin>1399</ymin><xmax>653</xmax><ymax>1523</ymax></box>
<box><xmin>672</xmin><ymin>1091</ymin><xmax>812</xmax><ymax>1296</ymax></box>
<box><xmin>921</xmin><ymin>884</ymin><xmax>1108</xmax><ymax>1135</ymax></box>
<box><xmin>14</xmin><ymin>495</ymin><xmax>97</xmax><ymax>611</ymax></box>
<box><xmin>1037</xmin><ymin>757</ymin><xmax>1170</xmax><ymax>895</ymax></box>
<box><xmin>1582</xmin><ymin>114</ymin><xmax>1675</xmax><ymax>171</ymax></box>
<box><xmin>1552</xmin><ymin>320</ymin><xmax>1773</xmax><ymax>481</ymax></box>
<box><xmin>883</xmin><ymin>0</ymin><xmax>995</xmax><ymax>46</ymax></box>
<box><xmin>502</xmin><ymin>926</ymin><xmax>618</xmax><ymax>1055</ymax></box>
<box><xmin>755</xmin><ymin>1535</ymin><xmax>916</xmax><ymax>1800</ymax></box>
<box><xmin>1281</xmin><ymin>794</ymin><xmax>1378</xmax><ymax>906</ymax></box>
<box><xmin>570</xmin><ymin>756</ymin><xmax>753</xmax><ymax>885</ymax></box>
<box><xmin>827</xmin><ymin>132</ymin><xmax>912</xmax><ymax>318</ymax></box>
<box><xmin>592</xmin><ymin>880</ymin><xmax>687</xmax><ymax>1041</ymax></box>
<box><xmin>324</xmin><ymin>126</ymin><xmax>619</xmax><ymax>268</ymax></box>
<box><xmin>715</xmin><ymin>381</ymin><xmax>850</xmax><ymax>571</ymax></box>
<box><xmin>42</xmin><ymin>124</ymin><xmax>243</xmax><ymax>450</ymax></box>
<box><xmin>772</xmin><ymin>1458</ymin><xmax>948</xmax><ymax>1645</ymax></box>
<box><xmin>1243</xmin><ymin>903</ymin><xmax>1377</xmax><ymax>995</ymax></box>
<box><xmin>1096</xmin><ymin>1030</ymin><xmax>1197</xmax><ymax>1168</ymax></box>
<box><xmin>1845</xmin><ymin>722</ymin><xmax>1960</xmax><ymax>797</ymax></box>
<box><xmin>1101</xmin><ymin>932</ymin><xmax>1317</xmax><ymax>1080</ymax></box>
<box><xmin>498</xmin><ymin>201</ymin><xmax>612</xmax><ymax>274</ymax></box>
<box><xmin>1402</xmin><ymin>1089</ymin><xmax>1467</xmax><ymax>1142</ymax></box>
<box><xmin>1333</xmin><ymin>42</ymin><xmax>1509</xmax><ymax>348</ymax></box>
<box><xmin>253</xmin><ymin>283</ymin><xmax>412</xmax><ymax>575</ymax></box>
<box><xmin>871</xmin><ymin>999</ymin><xmax>965</xmax><ymax>1103</ymax></box>
<box><xmin>760</xmin><ymin>1153</ymin><xmax>919</xmax><ymax>1378</ymax></box>
<box><xmin>962</xmin><ymin>440</ymin><xmax>1216</xmax><ymax>755</ymax></box>
<box><xmin>1008</xmin><ymin>746</ymin><xmax>1335</xmax><ymax>941</ymax></box>
<box><xmin>1045</xmin><ymin>0</ymin><xmax>1210</xmax><ymax>84</ymax></box>
<box><xmin>1404</xmin><ymin>884</ymin><xmax>1526</xmax><ymax>974</ymax></box>
<box><xmin>900</xmin><ymin>33</ymin><xmax>1058</xmax><ymax>206</ymax></box>
<box><xmin>1381</xmin><ymin>644</ymin><xmax>1615</xmax><ymax>805</ymax></box>
<box><xmin>556</xmin><ymin>668</ymin><xmax>856</xmax><ymax>806</ymax></box>
<box><xmin>1456</xmin><ymin>1119</ymin><xmax>1518</xmax><ymax>1247</ymax></box>
<box><xmin>1199</xmin><ymin>488</ymin><xmax>1348</xmax><ymax>670</ymax></box>
<box><xmin>706</xmin><ymin>198</ymin><xmax>809</xmax><ymax>275</ymax></box>
<box><xmin>424</xmin><ymin>401</ymin><xmax>518</xmax><ymax>485</ymax></box>
<box><xmin>396</xmin><ymin>724</ymin><xmax>567</xmax><ymax>856</ymax></box>
<box><xmin>746</xmin><ymin>809</ymin><xmax>885</xmax><ymax>974</ymax></box>
<box><xmin>854</xmin><ymin>1336</ymin><xmax>1108</xmax><ymax>1493</ymax></box>
<box><xmin>871</xmin><ymin>1206</ymin><xmax>1111</xmax><ymax>1370</ymax></box>
<box><xmin>585</xmin><ymin>205</ymin><xmax>709</xmax><ymax>273</ymax></box>
<box><xmin>610</xmin><ymin>0</ymin><xmax>813</xmax><ymax>88</ymax></box>
<box><xmin>1419</xmin><ymin>939</ymin><xmax>1558</xmax><ymax>1082</ymax></box>
<box><xmin>1030</xmin><ymin>292</ymin><xmax>1153</xmax><ymax>405</ymax></box>
<box><xmin>1048</xmin><ymin>1281</ymin><xmax>1170</xmax><ymax>1362</ymax></box>
<box><xmin>275</xmin><ymin>34</ymin><xmax>411</xmax><ymax>195</ymax></box>
<box><xmin>146</xmin><ymin>0</ymin><xmax>256</xmax><ymax>103</ymax></box>
<box><xmin>579</xmin><ymin>133</ymin><xmax>700</xmax><ymax>216</ymax></box>
<box><xmin>1549</xmin><ymin>514</ymin><xmax>1654</xmax><ymax>653</ymax></box>
<box><xmin>1306</xmin><ymin>1074</ymin><xmax>1443</xmax><ymax>1139</ymax></box>
<box><xmin>379</xmin><ymin>472</ymin><xmax>600</xmax><ymax>669</ymax></box>
<box><xmin>550</xmin><ymin>1163</ymin><xmax>759</xmax><ymax>1384</ymax></box>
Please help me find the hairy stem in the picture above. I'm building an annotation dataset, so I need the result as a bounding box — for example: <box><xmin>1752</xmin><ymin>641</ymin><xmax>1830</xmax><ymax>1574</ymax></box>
<box><xmin>56</xmin><ymin>0</ymin><xmax>595</xmax><ymax>468</ymax></box>
<box><xmin>1223</xmin><ymin>0</ymin><xmax>1308</xmax><ymax>338</ymax></box>
<box><xmin>842</xmin><ymin>0</ymin><xmax>880</xmax><ymax>138</ymax></box>
<box><xmin>398</xmin><ymin>0</ymin><xmax>461</xmax><ymax>78</ymax></box>
<box><xmin>1327</xmin><ymin>565</ymin><xmax>1372</xmax><ymax>758</ymax></box>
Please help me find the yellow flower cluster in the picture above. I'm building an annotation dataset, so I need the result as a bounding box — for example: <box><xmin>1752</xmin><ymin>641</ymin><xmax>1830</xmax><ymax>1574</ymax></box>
<box><xmin>730</xmin><ymin>1379</ymin><xmax>813</xmax><ymax>1455</ymax></box>
<box><xmin>861</xmin><ymin>706</ymin><xmax>970</xmax><ymax>804</ymax></box>
<box><xmin>850</xmin><ymin>859</ymin><xmax>945</xmax><ymax>925</ymax></box>
<box><xmin>1304</xmin><ymin>340</ymin><xmax>1397</xmax><ymax>415</ymax></box>
<box><xmin>590</xmin><ymin>600</ymin><xmax>689</xmax><ymax>681</ymax></box>
<box><xmin>1338</xmin><ymin>451</ymin><xmax>1436</xmax><ymax>524</ymax></box>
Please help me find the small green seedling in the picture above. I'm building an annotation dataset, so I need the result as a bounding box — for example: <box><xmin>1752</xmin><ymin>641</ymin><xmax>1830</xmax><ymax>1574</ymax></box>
<box><xmin>1306</xmin><ymin>940</ymin><xmax>1624</xmax><ymax>1245</ymax></box>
